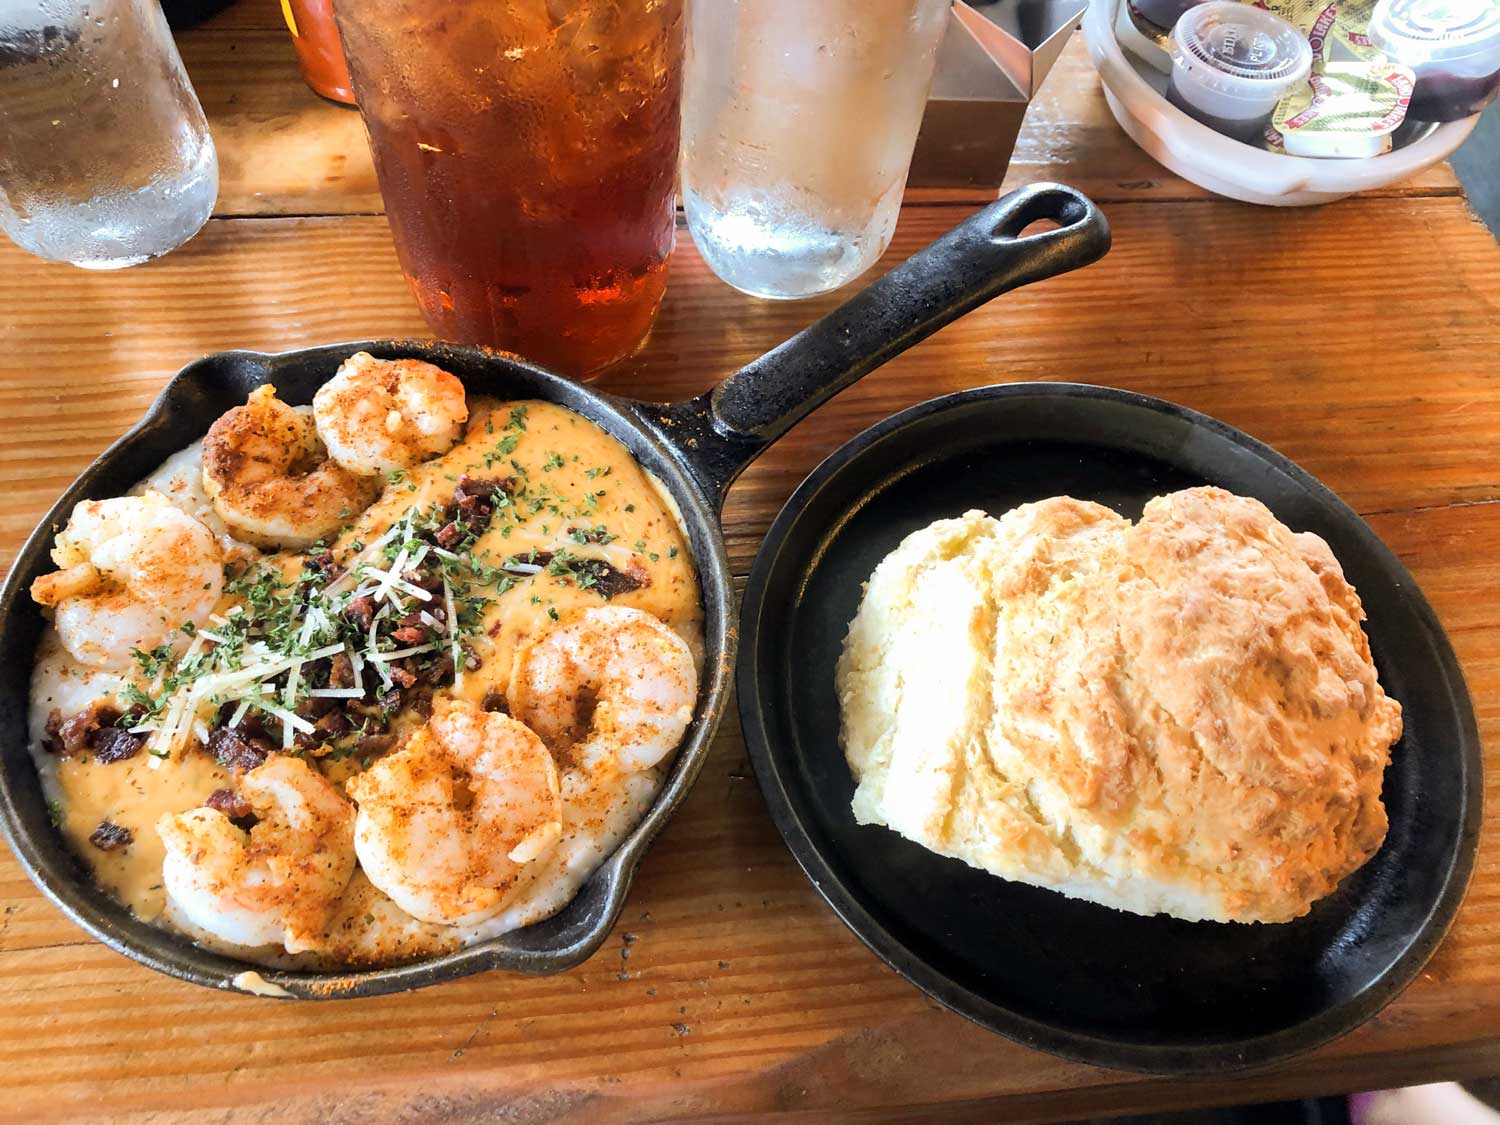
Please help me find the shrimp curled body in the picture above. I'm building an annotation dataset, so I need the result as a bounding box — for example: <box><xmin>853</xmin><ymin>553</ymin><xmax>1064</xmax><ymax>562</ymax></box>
<box><xmin>157</xmin><ymin>755</ymin><xmax>357</xmax><ymax>953</ymax></box>
<box><xmin>512</xmin><ymin>606</ymin><xmax>698</xmax><ymax>773</ymax></box>
<box><xmin>202</xmin><ymin>384</ymin><xmax>378</xmax><ymax>548</ymax></box>
<box><xmin>312</xmin><ymin>352</ymin><xmax>469</xmax><ymax>476</ymax></box>
<box><xmin>346</xmin><ymin>701</ymin><xmax>563</xmax><ymax>927</ymax></box>
<box><xmin>30</xmin><ymin>491</ymin><xmax>224</xmax><ymax>668</ymax></box>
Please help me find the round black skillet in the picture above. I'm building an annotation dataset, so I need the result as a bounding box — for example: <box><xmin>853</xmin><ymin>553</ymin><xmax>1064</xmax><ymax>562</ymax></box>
<box><xmin>737</xmin><ymin>383</ymin><xmax>1482</xmax><ymax>1073</ymax></box>
<box><xmin>0</xmin><ymin>185</ymin><xmax>1110</xmax><ymax>1000</ymax></box>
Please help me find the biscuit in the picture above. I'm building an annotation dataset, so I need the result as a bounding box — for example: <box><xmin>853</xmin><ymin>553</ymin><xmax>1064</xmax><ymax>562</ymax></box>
<box><xmin>835</xmin><ymin>487</ymin><xmax>1402</xmax><ymax>923</ymax></box>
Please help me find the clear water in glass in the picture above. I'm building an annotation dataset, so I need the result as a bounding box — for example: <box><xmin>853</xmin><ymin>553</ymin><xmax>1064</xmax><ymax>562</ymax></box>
<box><xmin>0</xmin><ymin>0</ymin><xmax>218</xmax><ymax>269</ymax></box>
<box><xmin>681</xmin><ymin>0</ymin><xmax>951</xmax><ymax>299</ymax></box>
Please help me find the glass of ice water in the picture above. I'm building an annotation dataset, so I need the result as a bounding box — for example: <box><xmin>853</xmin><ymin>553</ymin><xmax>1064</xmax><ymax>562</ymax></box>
<box><xmin>681</xmin><ymin>0</ymin><xmax>951</xmax><ymax>300</ymax></box>
<box><xmin>0</xmin><ymin>0</ymin><xmax>218</xmax><ymax>270</ymax></box>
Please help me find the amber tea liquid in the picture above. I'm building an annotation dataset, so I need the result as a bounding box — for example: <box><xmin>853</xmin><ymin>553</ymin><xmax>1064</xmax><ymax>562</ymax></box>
<box><xmin>334</xmin><ymin>1</ymin><xmax>684</xmax><ymax>378</ymax></box>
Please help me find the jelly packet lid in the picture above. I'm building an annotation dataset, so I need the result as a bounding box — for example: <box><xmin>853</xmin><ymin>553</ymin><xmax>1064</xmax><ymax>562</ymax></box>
<box><xmin>1271</xmin><ymin>60</ymin><xmax>1416</xmax><ymax>136</ymax></box>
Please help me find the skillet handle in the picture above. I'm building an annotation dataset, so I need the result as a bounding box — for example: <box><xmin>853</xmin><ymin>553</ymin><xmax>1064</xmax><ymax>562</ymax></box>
<box><xmin>636</xmin><ymin>182</ymin><xmax>1109</xmax><ymax>510</ymax></box>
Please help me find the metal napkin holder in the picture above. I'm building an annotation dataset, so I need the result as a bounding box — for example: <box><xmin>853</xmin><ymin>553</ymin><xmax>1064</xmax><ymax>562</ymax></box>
<box><xmin>912</xmin><ymin>0</ymin><xmax>1089</xmax><ymax>187</ymax></box>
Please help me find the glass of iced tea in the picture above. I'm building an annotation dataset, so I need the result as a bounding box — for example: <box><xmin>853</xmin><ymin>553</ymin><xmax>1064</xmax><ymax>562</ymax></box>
<box><xmin>332</xmin><ymin>0</ymin><xmax>684</xmax><ymax>378</ymax></box>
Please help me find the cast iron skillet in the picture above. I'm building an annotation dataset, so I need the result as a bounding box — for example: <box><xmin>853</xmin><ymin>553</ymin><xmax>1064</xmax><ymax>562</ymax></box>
<box><xmin>0</xmin><ymin>184</ymin><xmax>1110</xmax><ymax>999</ymax></box>
<box><xmin>737</xmin><ymin>383</ymin><xmax>1483</xmax><ymax>1074</ymax></box>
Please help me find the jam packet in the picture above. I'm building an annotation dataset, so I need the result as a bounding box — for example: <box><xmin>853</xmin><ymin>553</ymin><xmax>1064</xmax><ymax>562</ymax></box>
<box><xmin>1369</xmin><ymin>0</ymin><xmax>1500</xmax><ymax>122</ymax></box>
<box><xmin>1268</xmin><ymin>60</ymin><xmax>1415</xmax><ymax>155</ymax></box>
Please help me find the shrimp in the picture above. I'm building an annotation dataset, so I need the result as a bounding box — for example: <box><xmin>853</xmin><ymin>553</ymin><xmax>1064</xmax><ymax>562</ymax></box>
<box><xmin>345</xmin><ymin>700</ymin><xmax>562</xmax><ymax>927</ymax></box>
<box><xmin>510</xmin><ymin>606</ymin><xmax>698</xmax><ymax>773</ymax></box>
<box><xmin>312</xmin><ymin>352</ymin><xmax>469</xmax><ymax>476</ymax></box>
<box><xmin>157</xmin><ymin>755</ymin><xmax>356</xmax><ymax>953</ymax></box>
<box><xmin>30</xmin><ymin>491</ymin><xmax>224</xmax><ymax>668</ymax></box>
<box><xmin>201</xmin><ymin>384</ymin><xmax>379</xmax><ymax>548</ymax></box>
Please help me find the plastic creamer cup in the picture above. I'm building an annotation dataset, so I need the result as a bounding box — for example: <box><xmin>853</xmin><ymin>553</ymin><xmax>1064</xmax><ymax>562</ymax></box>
<box><xmin>1168</xmin><ymin>2</ymin><xmax>1315</xmax><ymax>143</ymax></box>
<box><xmin>1368</xmin><ymin>0</ymin><xmax>1500</xmax><ymax>122</ymax></box>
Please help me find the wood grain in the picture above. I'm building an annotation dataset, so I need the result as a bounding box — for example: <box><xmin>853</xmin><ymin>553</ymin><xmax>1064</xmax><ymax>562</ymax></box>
<box><xmin>177</xmin><ymin>7</ymin><xmax>1462</xmax><ymax>217</ymax></box>
<box><xmin>0</xmin><ymin>186</ymin><xmax>1497</xmax><ymax>1121</ymax></box>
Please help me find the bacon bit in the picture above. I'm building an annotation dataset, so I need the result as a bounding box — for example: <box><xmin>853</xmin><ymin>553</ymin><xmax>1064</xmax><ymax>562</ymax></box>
<box><xmin>294</xmin><ymin>695</ymin><xmax>335</xmax><ymax>721</ymax></box>
<box><xmin>419</xmin><ymin>651</ymin><xmax>456</xmax><ymax>686</ymax></box>
<box><xmin>346</xmin><ymin>595</ymin><xmax>377</xmax><ymax>631</ymax></box>
<box><xmin>205</xmin><ymin>787</ymin><xmax>255</xmax><ymax>822</ymax></box>
<box><xmin>207</xmin><ymin>726</ymin><xmax>273</xmax><ymax>774</ymax></box>
<box><xmin>389</xmin><ymin>664</ymin><xmax>418</xmax><ymax>689</ymax></box>
<box><xmin>42</xmin><ymin>710</ymin><xmax>63</xmax><ymax>755</ymax></box>
<box><xmin>402</xmin><ymin>569</ymin><xmax>443</xmax><ymax>594</ymax></box>
<box><xmin>91</xmin><ymin>727</ymin><xmax>144</xmax><ymax>765</ymax></box>
<box><xmin>453</xmin><ymin>475</ymin><xmax>515</xmax><ymax>519</ymax></box>
<box><xmin>89</xmin><ymin>821</ymin><xmax>133</xmax><ymax>851</ymax></box>
<box><xmin>510</xmin><ymin>550</ymin><xmax>554</xmax><ymax>571</ymax></box>
<box><xmin>434</xmin><ymin>521</ymin><xmax>462</xmax><ymax>547</ymax></box>
<box><xmin>481</xmin><ymin>689</ymin><xmax>509</xmax><ymax>714</ymax></box>
<box><xmin>56</xmin><ymin>702</ymin><xmax>120</xmax><ymax>756</ymax></box>
<box><xmin>573</xmin><ymin>559</ymin><xmax>649</xmax><ymax>600</ymax></box>
<box><xmin>408</xmin><ymin>687</ymin><xmax>434</xmax><ymax>718</ymax></box>
<box><xmin>312</xmin><ymin>709</ymin><xmax>352</xmax><ymax>742</ymax></box>
<box><xmin>328</xmin><ymin>651</ymin><xmax>355</xmax><ymax>688</ymax></box>
<box><xmin>354</xmin><ymin>733</ymin><xmax>397</xmax><ymax>757</ymax></box>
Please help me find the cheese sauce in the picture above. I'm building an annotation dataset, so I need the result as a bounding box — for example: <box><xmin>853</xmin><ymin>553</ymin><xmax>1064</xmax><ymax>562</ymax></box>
<box><xmin>28</xmin><ymin>395</ymin><xmax>703</xmax><ymax>969</ymax></box>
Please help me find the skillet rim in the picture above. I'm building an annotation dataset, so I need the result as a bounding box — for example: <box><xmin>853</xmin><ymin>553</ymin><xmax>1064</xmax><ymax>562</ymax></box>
<box><xmin>0</xmin><ymin>338</ymin><xmax>736</xmax><ymax>999</ymax></box>
<box><xmin>736</xmin><ymin>379</ymin><xmax>1483</xmax><ymax>1074</ymax></box>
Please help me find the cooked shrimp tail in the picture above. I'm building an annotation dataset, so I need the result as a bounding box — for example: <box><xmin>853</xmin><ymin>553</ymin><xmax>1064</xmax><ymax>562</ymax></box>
<box><xmin>30</xmin><ymin>491</ymin><xmax>224</xmax><ymax>668</ymax></box>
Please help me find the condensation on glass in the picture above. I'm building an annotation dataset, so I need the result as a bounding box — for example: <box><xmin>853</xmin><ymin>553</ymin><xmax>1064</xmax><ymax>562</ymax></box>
<box><xmin>0</xmin><ymin>0</ymin><xmax>218</xmax><ymax>269</ymax></box>
<box><xmin>681</xmin><ymin>0</ymin><xmax>951</xmax><ymax>300</ymax></box>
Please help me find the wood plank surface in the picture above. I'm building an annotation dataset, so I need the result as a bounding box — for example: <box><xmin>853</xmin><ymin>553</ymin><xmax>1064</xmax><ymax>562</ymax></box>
<box><xmin>177</xmin><ymin>6</ymin><xmax>1463</xmax><ymax>216</ymax></box>
<box><xmin>0</xmin><ymin>188</ymin><xmax>1497</xmax><ymax>1121</ymax></box>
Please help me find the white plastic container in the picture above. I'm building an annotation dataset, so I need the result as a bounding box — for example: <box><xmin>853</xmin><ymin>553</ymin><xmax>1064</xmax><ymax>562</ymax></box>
<box><xmin>1368</xmin><ymin>0</ymin><xmax>1500</xmax><ymax>122</ymax></box>
<box><xmin>1167</xmin><ymin>2</ymin><xmax>1313</xmax><ymax>143</ymax></box>
<box><xmin>1082</xmin><ymin>0</ymin><xmax>1481</xmax><ymax>206</ymax></box>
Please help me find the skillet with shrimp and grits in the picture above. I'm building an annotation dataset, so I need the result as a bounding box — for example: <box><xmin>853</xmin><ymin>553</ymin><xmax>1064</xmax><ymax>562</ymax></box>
<box><xmin>25</xmin><ymin>352</ymin><xmax>703</xmax><ymax>968</ymax></box>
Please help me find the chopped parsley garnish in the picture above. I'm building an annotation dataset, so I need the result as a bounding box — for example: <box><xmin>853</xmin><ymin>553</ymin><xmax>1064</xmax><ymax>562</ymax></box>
<box><xmin>483</xmin><ymin>433</ymin><xmax>520</xmax><ymax>468</ymax></box>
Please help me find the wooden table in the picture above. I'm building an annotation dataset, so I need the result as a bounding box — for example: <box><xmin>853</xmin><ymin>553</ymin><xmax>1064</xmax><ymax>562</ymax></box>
<box><xmin>2</xmin><ymin>5</ymin><xmax>1497</xmax><ymax>1122</ymax></box>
